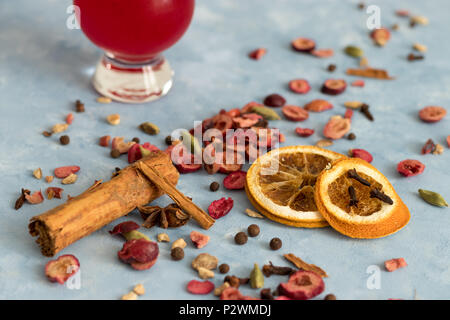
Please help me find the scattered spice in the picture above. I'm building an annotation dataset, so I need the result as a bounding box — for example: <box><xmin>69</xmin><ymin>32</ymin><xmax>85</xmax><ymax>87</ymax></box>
<box><xmin>245</xmin><ymin>208</ymin><xmax>264</xmax><ymax>219</ymax></box>
<box><xmin>249</xmin><ymin>48</ymin><xmax>267</xmax><ymax>60</ymax></box>
<box><xmin>157</xmin><ymin>233</ymin><xmax>170</xmax><ymax>242</ymax></box>
<box><xmin>133</xmin><ymin>284</ymin><xmax>145</xmax><ymax>296</ymax></box>
<box><xmin>348</xmin><ymin>168</ymin><xmax>371</xmax><ymax>186</ymax></box>
<box><xmin>421</xmin><ymin>139</ymin><xmax>436</xmax><ymax>155</ymax></box>
<box><xmin>234</xmin><ymin>232</ymin><xmax>248</xmax><ymax>245</ymax></box>
<box><xmin>391</xmin><ymin>24</ymin><xmax>399</xmax><ymax>31</ymax></box>
<box><xmin>315</xmin><ymin>139</ymin><xmax>333</xmax><ymax>147</ymax></box>
<box><xmin>106</xmin><ymin>114</ymin><xmax>120</xmax><ymax>125</ymax></box>
<box><xmin>121</xmin><ymin>292</ymin><xmax>138</xmax><ymax>300</ymax></box>
<box><xmin>214</xmin><ymin>282</ymin><xmax>230</xmax><ymax>296</ymax></box>
<box><xmin>434</xmin><ymin>144</ymin><xmax>445</xmax><ymax>155</ymax></box>
<box><xmin>359</xmin><ymin>57</ymin><xmax>369</xmax><ymax>67</ymax></box>
<box><xmin>324</xmin><ymin>294</ymin><xmax>337</xmax><ymax>300</ymax></box>
<box><xmin>198</xmin><ymin>267</ymin><xmax>215</xmax><ymax>279</ymax></box>
<box><xmin>191</xmin><ymin>253</ymin><xmax>218</xmax><ymax>271</ymax></box>
<box><xmin>219</xmin><ymin>264</ymin><xmax>230</xmax><ymax>274</ymax></box>
<box><xmin>42</xmin><ymin>130</ymin><xmax>52</xmax><ymax>137</ymax></box>
<box><xmin>139</xmin><ymin>203</ymin><xmax>190</xmax><ymax>229</ymax></box>
<box><xmin>346</xmin><ymin>67</ymin><xmax>394</xmax><ymax>79</ymax></box>
<box><xmin>344</xmin><ymin>45</ymin><xmax>364</xmax><ymax>58</ymax></box>
<box><xmin>45</xmin><ymin>176</ymin><xmax>54</xmax><ymax>183</ymax></box>
<box><xmin>269</xmin><ymin>237</ymin><xmax>282</xmax><ymax>250</ymax></box>
<box><xmin>327</xmin><ymin>64</ymin><xmax>336</xmax><ymax>72</ymax></box>
<box><xmin>139</xmin><ymin>122</ymin><xmax>160</xmax><ymax>135</ymax></box>
<box><xmin>247</xmin><ymin>224</ymin><xmax>260</xmax><ymax>237</ymax></box>
<box><xmin>75</xmin><ymin>100</ymin><xmax>85</xmax><ymax>112</ymax></box>
<box><xmin>283</xmin><ymin>253</ymin><xmax>328</xmax><ymax>277</ymax></box>
<box><xmin>171</xmin><ymin>247</ymin><xmax>185</xmax><ymax>261</ymax></box>
<box><xmin>52</xmin><ymin>123</ymin><xmax>69</xmax><ymax>134</ymax></box>
<box><xmin>344</xmin><ymin>101</ymin><xmax>363</xmax><ymax>110</ymax></box>
<box><xmin>251</xmin><ymin>106</ymin><xmax>281</xmax><ymax>120</ymax></box>
<box><xmin>407</xmin><ymin>53</ymin><xmax>424</xmax><ymax>61</ymax></box>
<box><xmin>418</xmin><ymin>189</ymin><xmax>448</xmax><ymax>207</ymax></box>
<box><xmin>385</xmin><ymin>258</ymin><xmax>408</xmax><ymax>272</ymax></box>
<box><xmin>209</xmin><ymin>181</ymin><xmax>220</xmax><ymax>192</ymax></box>
<box><xmin>33</xmin><ymin>168</ymin><xmax>42</xmax><ymax>180</ymax></box>
<box><xmin>360</xmin><ymin>103</ymin><xmax>374</xmax><ymax>121</ymax></box>
<box><xmin>410</xmin><ymin>15</ymin><xmax>429</xmax><ymax>26</ymax></box>
<box><xmin>262</xmin><ymin>262</ymin><xmax>294</xmax><ymax>277</ymax></box>
<box><xmin>61</xmin><ymin>173</ymin><xmax>77</xmax><ymax>185</ymax></box>
<box><xmin>370</xmin><ymin>188</ymin><xmax>393</xmax><ymax>205</ymax></box>
<box><xmin>59</xmin><ymin>135</ymin><xmax>70</xmax><ymax>145</ymax></box>
<box><xmin>165</xmin><ymin>135</ymin><xmax>172</xmax><ymax>145</ymax></box>
<box><xmin>172</xmin><ymin>238</ymin><xmax>187</xmax><ymax>250</ymax></box>
<box><xmin>250</xmin><ymin>264</ymin><xmax>264</xmax><ymax>289</ymax></box>
<box><xmin>348</xmin><ymin>186</ymin><xmax>358</xmax><ymax>207</ymax></box>
<box><xmin>97</xmin><ymin>96</ymin><xmax>112</xmax><ymax>104</ymax></box>
<box><xmin>14</xmin><ymin>188</ymin><xmax>30</xmax><ymax>210</ymax></box>
<box><xmin>110</xmin><ymin>149</ymin><xmax>121</xmax><ymax>158</ymax></box>
<box><xmin>413</xmin><ymin>43</ymin><xmax>427</xmax><ymax>53</ymax></box>
<box><xmin>260</xmin><ymin>288</ymin><xmax>274</xmax><ymax>300</ymax></box>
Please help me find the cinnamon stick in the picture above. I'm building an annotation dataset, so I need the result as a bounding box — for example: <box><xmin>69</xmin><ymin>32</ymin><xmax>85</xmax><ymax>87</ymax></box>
<box><xmin>284</xmin><ymin>253</ymin><xmax>328</xmax><ymax>278</ymax></box>
<box><xmin>136</xmin><ymin>162</ymin><xmax>215</xmax><ymax>230</ymax></box>
<box><xmin>29</xmin><ymin>151</ymin><xmax>179</xmax><ymax>257</ymax></box>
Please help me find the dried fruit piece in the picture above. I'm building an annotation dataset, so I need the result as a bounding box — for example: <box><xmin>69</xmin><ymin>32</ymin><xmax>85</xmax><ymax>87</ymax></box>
<box><xmin>66</xmin><ymin>113</ymin><xmax>74</xmax><ymax>125</ymax></box>
<box><xmin>418</xmin><ymin>189</ymin><xmax>448</xmax><ymax>207</ymax></box>
<box><xmin>282</xmin><ymin>105</ymin><xmax>309</xmax><ymax>121</ymax></box>
<box><xmin>321</xmin><ymin>79</ymin><xmax>347</xmax><ymax>95</ymax></box>
<box><xmin>249</xmin><ymin>48</ymin><xmax>267</xmax><ymax>60</ymax></box>
<box><xmin>295</xmin><ymin>127</ymin><xmax>315</xmax><ymax>137</ymax></box>
<box><xmin>223</xmin><ymin>171</ymin><xmax>246</xmax><ymax>190</ymax></box>
<box><xmin>118</xmin><ymin>239</ymin><xmax>159</xmax><ymax>270</ymax></box>
<box><xmin>349</xmin><ymin>149</ymin><xmax>373</xmax><ymax>163</ymax></box>
<box><xmin>46</xmin><ymin>187</ymin><xmax>63</xmax><ymax>199</ymax></box>
<box><xmin>291</xmin><ymin>37</ymin><xmax>316</xmax><ymax>52</ymax></box>
<box><xmin>278</xmin><ymin>270</ymin><xmax>325</xmax><ymax>300</ymax></box>
<box><xmin>304</xmin><ymin>99</ymin><xmax>333</xmax><ymax>112</ymax></box>
<box><xmin>316</xmin><ymin>139</ymin><xmax>333</xmax><ymax>147</ymax></box>
<box><xmin>397</xmin><ymin>160</ymin><xmax>425</xmax><ymax>177</ymax></box>
<box><xmin>97</xmin><ymin>96</ymin><xmax>112</xmax><ymax>104</ymax></box>
<box><xmin>241</xmin><ymin>101</ymin><xmax>264</xmax><ymax>113</ymax></box>
<box><xmin>157</xmin><ymin>233</ymin><xmax>170</xmax><ymax>242</ymax></box>
<box><xmin>289</xmin><ymin>79</ymin><xmax>311</xmax><ymax>94</ymax></box>
<box><xmin>351</xmin><ymin>80</ymin><xmax>365</xmax><ymax>87</ymax></box>
<box><xmin>109</xmin><ymin>221</ymin><xmax>140</xmax><ymax>235</ymax></box>
<box><xmin>99</xmin><ymin>135</ymin><xmax>111</xmax><ymax>147</ymax></box>
<box><xmin>447</xmin><ymin>135</ymin><xmax>450</xmax><ymax>148</ymax></box>
<box><xmin>33</xmin><ymin>168</ymin><xmax>42</xmax><ymax>180</ymax></box>
<box><xmin>344</xmin><ymin>45</ymin><xmax>364</xmax><ymax>58</ymax></box>
<box><xmin>172</xmin><ymin>238</ymin><xmax>187</xmax><ymax>250</ymax></box>
<box><xmin>187</xmin><ymin>280</ymin><xmax>215</xmax><ymax>295</ymax></box>
<box><xmin>198</xmin><ymin>267</ymin><xmax>215</xmax><ymax>279</ymax></box>
<box><xmin>385</xmin><ymin>258</ymin><xmax>407</xmax><ymax>272</ymax></box>
<box><xmin>106</xmin><ymin>114</ymin><xmax>120</xmax><ymax>125</ymax></box>
<box><xmin>413</xmin><ymin>43</ymin><xmax>427</xmax><ymax>52</ymax></box>
<box><xmin>250</xmin><ymin>264</ymin><xmax>264</xmax><ymax>289</ymax></box>
<box><xmin>418</xmin><ymin>106</ymin><xmax>446</xmax><ymax>123</ymax></box>
<box><xmin>371</xmin><ymin>28</ymin><xmax>391</xmax><ymax>46</ymax></box>
<box><xmin>410</xmin><ymin>15</ymin><xmax>428</xmax><ymax>26</ymax></box>
<box><xmin>214</xmin><ymin>282</ymin><xmax>230</xmax><ymax>296</ymax></box>
<box><xmin>190</xmin><ymin>231</ymin><xmax>210</xmax><ymax>249</ymax></box>
<box><xmin>344</xmin><ymin>109</ymin><xmax>354</xmax><ymax>121</ymax></box>
<box><xmin>54</xmin><ymin>166</ymin><xmax>80</xmax><ymax>179</ymax></box>
<box><xmin>192</xmin><ymin>253</ymin><xmax>218</xmax><ymax>271</ymax></box>
<box><xmin>220</xmin><ymin>287</ymin><xmax>245</xmax><ymax>300</ymax></box>
<box><xmin>421</xmin><ymin>139</ymin><xmax>436</xmax><ymax>155</ymax></box>
<box><xmin>323</xmin><ymin>116</ymin><xmax>351</xmax><ymax>140</ymax></box>
<box><xmin>45</xmin><ymin>176</ymin><xmax>54</xmax><ymax>183</ymax></box>
<box><xmin>208</xmin><ymin>197</ymin><xmax>234</xmax><ymax>219</ymax></box>
<box><xmin>25</xmin><ymin>191</ymin><xmax>44</xmax><ymax>204</ymax></box>
<box><xmin>139</xmin><ymin>122</ymin><xmax>160</xmax><ymax>135</ymax></box>
<box><xmin>62</xmin><ymin>173</ymin><xmax>77</xmax><ymax>185</ymax></box>
<box><xmin>311</xmin><ymin>49</ymin><xmax>334</xmax><ymax>58</ymax></box>
<box><xmin>344</xmin><ymin>101</ymin><xmax>364</xmax><ymax>109</ymax></box>
<box><xmin>45</xmin><ymin>254</ymin><xmax>80</xmax><ymax>284</ymax></box>
<box><xmin>133</xmin><ymin>284</ymin><xmax>145</xmax><ymax>296</ymax></box>
<box><xmin>263</xmin><ymin>94</ymin><xmax>286</xmax><ymax>107</ymax></box>
<box><xmin>121</xmin><ymin>292</ymin><xmax>138</xmax><ymax>300</ymax></box>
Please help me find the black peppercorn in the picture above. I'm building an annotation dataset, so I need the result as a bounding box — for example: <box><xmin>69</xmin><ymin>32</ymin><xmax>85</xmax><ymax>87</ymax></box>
<box><xmin>219</xmin><ymin>263</ymin><xmax>230</xmax><ymax>274</ymax></box>
<box><xmin>171</xmin><ymin>247</ymin><xmax>184</xmax><ymax>261</ymax></box>
<box><xmin>327</xmin><ymin>64</ymin><xmax>337</xmax><ymax>72</ymax></box>
<box><xmin>60</xmin><ymin>135</ymin><xmax>70</xmax><ymax>145</ymax></box>
<box><xmin>324</xmin><ymin>294</ymin><xmax>337</xmax><ymax>300</ymax></box>
<box><xmin>75</xmin><ymin>100</ymin><xmax>85</xmax><ymax>113</ymax></box>
<box><xmin>209</xmin><ymin>181</ymin><xmax>220</xmax><ymax>192</ymax></box>
<box><xmin>132</xmin><ymin>137</ymin><xmax>140</xmax><ymax>144</ymax></box>
<box><xmin>165</xmin><ymin>135</ymin><xmax>172</xmax><ymax>145</ymax></box>
<box><xmin>347</xmin><ymin>133</ymin><xmax>356</xmax><ymax>140</ymax></box>
<box><xmin>234</xmin><ymin>232</ymin><xmax>248</xmax><ymax>245</ymax></box>
<box><xmin>269</xmin><ymin>237</ymin><xmax>282</xmax><ymax>250</ymax></box>
<box><xmin>247</xmin><ymin>224</ymin><xmax>260</xmax><ymax>237</ymax></box>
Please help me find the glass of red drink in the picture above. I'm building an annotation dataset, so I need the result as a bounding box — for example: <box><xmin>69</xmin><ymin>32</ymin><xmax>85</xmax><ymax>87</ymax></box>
<box><xmin>74</xmin><ymin>0</ymin><xmax>195</xmax><ymax>103</ymax></box>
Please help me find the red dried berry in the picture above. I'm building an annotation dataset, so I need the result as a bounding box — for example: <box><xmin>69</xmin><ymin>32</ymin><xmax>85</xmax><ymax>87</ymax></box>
<box><xmin>233</xmin><ymin>113</ymin><xmax>262</xmax><ymax>128</ymax></box>
<box><xmin>397</xmin><ymin>159</ymin><xmax>425</xmax><ymax>177</ymax></box>
<box><xmin>385</xmin><ymin>258</ymin><xmax>407</xmax><ymax>272</ymax></box>
<box><xmin>288</xmin><ymin>79</ymin><xmax>311</xmax><ymax>94</ymax></box>
<box><xmin>291</xmin><ymin>37</ymin><xmax>316</xmax><ymax>52</ymax></box>
<box><xmin>371</xmin><ymin>27</ymin><xmax>391</xmax><ymax>46</ymax></box>
<box><xmin>349</xmin><ymin>149</ymin><xmax>373</xmax><ymax>163</ymax></box>
<box><xmin>282</xmin><ymin>105</ymin><xmax>309</xmax><ymax>121</ymax></box>
<box><xmin>46</xmin><ymin>187</ymin><xmax>63</xmax><ymax>199</ymax></box>
<box><xmin>278</xmin><ymin>270</ymin><xmax>325</xmax><ymax>300</ymax></box>
<box><xmin>118</xmin><ymin>239</ymin><xmax>159</xmax><ymax>271</ymax></box>
<box><xmin>223</xmin><ymin>171</ymin><xmax>247</xmax><ymax>190</ymax></box>
<box><xmin>220</xmin><ymin>287</ymin><xmax>244</xmax><ymax>300</ymax></box>
<box><xmin>190</xmin><ymin>231</ymin><xmax>210</xmax><ymax>249</ymax></box>
<box><xmin>295</xmin><ymin>127</ymin><xmax>315</xmax><ymax>137</ymax></box>
<box><xmin>128</xmin><ymin>143</ymin><xmax>159</xmax><ymax>163</ymax></box>
<box><xmin>418</xmin><ymin>106</ymin><xmax>447</xmax><ymax>123</ymax></box>
<box><xmin>396</xmin><ymin>10</ymin><xmax>410</xmax><ymax>17</ymax></box>
<box><xmin>218</xmin><ymin>153</ymin><xmax>244</xmax><ymax>174</ymax></box>
<box><xmin>227</xmin><ymin>108</ymin><xmax>241</xmax><ymax>118</ymax></box>
<box><xmin>54</xmin><ymin>166</ymin><xmax>80</xmax><ymax>179</ymax></box>
<box><xmin>208</xmin><ymin>197</ymin><xmax>234</xmax><ymax>219</ymax></box>
<box><xmin>263</xmin><ymin>94</ymin><xmax>286</xmax><ymax>107</ymax></box>
<box><xmin>25</xmin><ymin>191</ymin><xmax>44</xmax><ymax>204</ymax></box>
<box><xmin>249</xmin><ymin>48</ymin><xmax>267</xmax><ymax>60</ymax></box>
<box><xmin>311</xmin><ymin>49</ymin><xmax>334</xmax><ymax>58</ymax></box>
<box><xmin>447</xmin><ymin>135</ymin><xmax>450</xmax><ymax>148</ymax></box>
<box><xmin>275</xmin><ymin>296</ymin><xmax>293</xmax><ymax>300</ymax></box>
<box><xmin>241</xmin><ymin>101</ymin><xmax>264</xmax><ymax>113</ymax></box>
<box><xmin>187</xmin><ymin>280</ymin><xmax>215</xmax><ymax>295</ymax></box>
<box><xmin>304</xmin><ymin>99</ymin><xmax>333</xmax><ymax>112</ymax></box>
<box><xmin>351</xmin><ymin>79</ymin><xmax>365</xmax><ymax>87</ymax></box>
<box><xmin>99</xmin><ymin>135</ymin><xmax>111</xmax><ymax>147</ymax></box>
<box><xmin>176</xmin><ymin>162</ymin><xmax>202</xmax><ymax>174</ymax></box>
<box><xmin>109</xmin><ymin>221</ymin><xmax>140</xmax><ymax>235</ymax></box>
<box><xmin>211</xmin><ymin>113</ymin><xmax>234</xmax><ymax>135</ymax></box>
<box><xmin>344</xmin><ymin>109</ymin><xmax>354</xmax><ymax>120</ymax></box>
<box><xmin>66</xmin><ymin>113</ymin><xmax>74</xmax><ymax>125</ymax></box>
<box><xmin>112</xmin><ymin>137</ymin><xmax>136</xmax><ymax>154</ymax></box>
<box><xmin>421</xmin><ymin>139</ymin><xmax>436</xmax><ymax>154</ymax></box>
<box><xmin>321</xmin><ymin>79</ymin><xmax>347</xmax><ymax>95</ymax></box>
<box><xmin>323</xmin><ymin>116</ymin><xmax>351</xmax><ymax>140</ymax></box>
<box><xmin>45</xmin><ymin>254</ymin><xmax>80</xmax><ymax>285</ymax></box>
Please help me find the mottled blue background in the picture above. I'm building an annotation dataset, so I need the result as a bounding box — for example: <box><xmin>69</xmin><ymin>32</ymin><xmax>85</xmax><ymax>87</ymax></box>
<box><xmin>0</xmin><ymin>0</ymin><xmax>449</xmax><ymax>300</ymax></box>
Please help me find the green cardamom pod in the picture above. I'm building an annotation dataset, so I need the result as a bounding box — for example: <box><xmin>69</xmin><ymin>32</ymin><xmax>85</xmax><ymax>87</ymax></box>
<box><xmin>250</xmin><ymin>263</ymin><xmax>264</xmax><ymax>289</ymax></box>
<box><xmin>122</xmin><ymin>230</ymin><xmax>150</xmax><ymax>241</ymax></box>
<box><xmin>139</xmin><ymin>122</ymin><xmax>160</xmax><ymax>135</ymax></box>
<box><xmin>180</xmin><ymin>130</ymin><xmax>202</xmax><ymax>155</ymax></box>
<box><xmin>344</xmin><ymin>45</ymin><xmax>364</xmax><ymax>58</ymax></box>
<box><xmin>418</xmin><ymin>189</ymin><xmax>448</xmax><ymax>207</ymax></box>
<box><xmin>251</xmin><ymin>106</ymin><xmax>281</xmax><ymax>120</ymax></box>
<box><xmin>139</xmin><ymin>145</ymin><xmax>151</xmax><ymax>158</ymax></box>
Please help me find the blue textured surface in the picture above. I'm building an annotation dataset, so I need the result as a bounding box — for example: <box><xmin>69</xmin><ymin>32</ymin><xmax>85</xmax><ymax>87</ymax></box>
<box><xmin>0</xmin><ymin>0</ymin><xmax>449</xmax><ymax>300</ymax></box>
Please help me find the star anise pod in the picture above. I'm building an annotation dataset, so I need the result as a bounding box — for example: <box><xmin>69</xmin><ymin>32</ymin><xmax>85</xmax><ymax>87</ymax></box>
<box><xmin>138</xmin><ymin>203</ymin><xmax>190</xmax><ymax>229</ymax></box>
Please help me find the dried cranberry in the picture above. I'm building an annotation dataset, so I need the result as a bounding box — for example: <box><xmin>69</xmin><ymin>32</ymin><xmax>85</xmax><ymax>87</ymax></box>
<box><xmin>211</xmin><ymin>113</ymin><xmax>234</xmax><ymax>135</ymax></box>
<box><xmin>418</xmin><ymin>106</ymin><xmax>447</xmax><ymax>123</ymax></box>
<box><xmin>54</xmin><ymin>166</ymin><xmax>80</xmax><ymax>179</ymax></box>
<box><xmin>371</xmin><ymin>27</ymin><xmax>391</xmax><ymax>46</ymax></box>
<box><xmin>385</xmin><ymin>258</ymin><xmax>407</xmax><ymax>272</ymax></box>
<box><xmin>421</xmin><ymin>139</ymin><xmax>436</xmax><ymax>154</ymax></box>
<box><xmin>263</xmin><ymin>94</ymin><xmax>286</xmax><ymax>107</ymax></box>
<box><xmin>291</xmin><ymin>37</ymin><xmax>316</xmax><ymax>52</ymax></box>
<box><xmin>344</xmin><ymin>109</ymin><xmax>354</xmax><ymax>121</ymax></box>
<box><xmin>351</xmin><ymin>80</ymin><xmax>365</xmax><ymax>87</ymax></box>
<box><xmin>282</xmin><ymin>105</ymin><xmax>309</xmax><ymax>121</ymax></box>
<box><xmin>65</xmin><ymin>113</ymin><xmax>74</xmax><ymax>125</ymax></box>
<box><xmin>304</xmin><ymin>99</ymin><xmax>333</xmax><ymax>112</ymax></box>
<box><xmin>99</xmin><ymin>135</ymin><xmax>111</xmax><ymax>147</ymax></box>
<box><xmin>323</xmin><ymin>116</ymin><xmax>351</xmax><ymax>140</ymax></box>
<box><xmin>46</xmin><ymin>187</ymin><xmax>64</xmax><ymax>199</ymax></box>
<box><xmin>278</xmin><ymin>270</ymin><xmax>325</xmax><ymax>300</ymax></box>
<box><xmin>233</xmin><ymin>113</ymin><xmax>262</xmax><ymax>128</ymax></box>
<box><xmin>109</xmin><ymin>221</ymin><xmax>140</xmax><ymax>235</ymax></box>
<box><xmin>241</xmin><ymin>101</ymin><xmax>264</xmax><ymax>113</ymax></box>
<box><xmin>208</xmin><ymin>197</ymin><xmax>234</xmax><ymax>219</ymax></box>
<box><xmin>295</xmin><ymin>127</ymin><xmax>315</xmax><ymax>137</ymax></box>
<box><xmin>45</xmin><ymin>255</ymin><xmax>80</xmax><ymax>284</ymax></box>
<box><xmin>176</xmin><ymin>163</ymin><xmax>202</xmax><ymax>174</ymax></box>
<box><xmin>118</xmin><ymin>239</ymin><xmax>159</xmax><ymax>270</ymax></box>
<box><xmin>311</xmin><ymin>49</ymin><xmax>334</xmax><ymax>58</ymax></box>
<box><xmin>128</xmin><ymin>143</ymin><xmax>159</xmax><ymax>163</ymax></box>
<box><xmin>249</xmin><ymin>48</ymin><xmax>267</xmax><ymax>60</ymax></box>
<box><xmin>397</xmin><ymin>159</ymin><xmax>425</xmax><ymax>177</ymax></box>
<box><xmin>220</xmin><ymin>287</ymin><xmax>244</xmax><ymax>300</ymax></box>
<box><xmin>187</xmin><ymin>280</ymin><xmax>215</xmax><ymax>295</ymax></box>
<box><xmin>289</xmin><ymin>79</ymin><xmax>311</xmax><ymax>94</ymax></box>
<box><xmin>321</xmin><ymin>79</ymin><xmax>347</xmax><ymax>95</ymax></box>
<box><xmin>349</xmin><ymin>149</ymin><xmax>373</xmax><ymax>163</ymax></box>
<box><xmin>190</xmin><ymin>231</ymin><xmax>210</xmax><ymax>249</ymax></box>
<box><xmin>447</xmin><ymin>135</ymin><xmax>450</xmax><ymax>148</ymax></box>
<box><xmin>223</xmin><ymin>171</ymin><xmax>247</xmax><ymax>190</ymax></box>
<box><xmin>227</xmin><ymin>108</ymin><xmax>241</xmax><ymax>118</ymax></box>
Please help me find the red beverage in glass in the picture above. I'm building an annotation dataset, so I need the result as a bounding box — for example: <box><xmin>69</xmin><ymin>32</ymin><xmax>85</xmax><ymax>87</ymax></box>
<box><xmin>73</xmin><ymin>0</ymin><xmax>195</xmax><ymax>103</ymax></box>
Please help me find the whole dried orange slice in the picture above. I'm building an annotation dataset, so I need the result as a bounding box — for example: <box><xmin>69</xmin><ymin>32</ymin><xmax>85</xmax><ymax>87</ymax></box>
<box><xmin>245</xmin><ymin>146</ymin><xmax>344</xmax><ymax>227</ymax></box>
<box><xmin>315</xmin><ymin>158</ymin><xmax>410</xmax><ymax>238</ymax></box>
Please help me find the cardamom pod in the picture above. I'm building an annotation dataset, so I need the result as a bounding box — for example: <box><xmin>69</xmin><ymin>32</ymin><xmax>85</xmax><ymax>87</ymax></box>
<box><xmin>251</xmin><ymin>106</ymin><xmax>281</xmax><ymax>120</ymax></box>
<box><xmin>139</xmin><ymin>122</ymin><xmax>160</xmax><ymax>135</ymax></box>
<box><xmin>180</xmin><ymin>130</ymin><xmax>202</xmax><ymax>155</ymax></box>
<box><xmin>418</xmin><ymin>189</ymin><xmax>448</xmax><ymax>207</ymax></box>
<box><xmin>344</xmin><ymin>45</ymin><xmax>364</xmax><ymax>58</ymax></box>
<box><xmin>250</xmin><ymin>263</ymin><xmax>264</xmax><ymax>289</ymax></box>
<box><xmin>122</xmin><ymin>230</ymin><xmax>151</xmax><ymax>241</ymax></box>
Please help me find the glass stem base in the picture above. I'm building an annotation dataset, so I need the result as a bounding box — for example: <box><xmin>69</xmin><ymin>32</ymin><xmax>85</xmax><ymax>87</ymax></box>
<box><xmin>92</xmin><ymin>55</ymin><xmax>174</xmax><ymax>104</ymax></box>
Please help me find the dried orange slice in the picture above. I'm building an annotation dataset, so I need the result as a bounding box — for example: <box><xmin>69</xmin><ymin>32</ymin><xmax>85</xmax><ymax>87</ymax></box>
<box><xmin>315</xmin><ymin>158</ymin><xmax>410</xmax><ymax>238</ymax></box>
<box><xmin>245</xmin><ymin>146</ymin><xmax>345</xmax><ymax>227</ymax></box>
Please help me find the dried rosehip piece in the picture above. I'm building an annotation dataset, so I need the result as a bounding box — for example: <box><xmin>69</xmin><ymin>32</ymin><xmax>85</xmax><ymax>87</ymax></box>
<box><xmin>288</xmin><ymin>79</ymin><xmax>311</xmax><ymax>94</ymax></box>
<box><xmin>351</xmin><ymin>79</ymin><xmax>365</xmax><ymax>87</ymax></box>
<box><xmin>220</xmin><ymin>287</ymin><xmax>244</xmax><ymax>300</ymax></box>
<box><xmin>371</xmin><ymin>27</ymin><xmax>391</xmax><ymax>46</ymax></box>
<box><xmin>397</xmin><ymin>159</ymin><xmax>425</xmax><ymax>177</ymax></box>
<box><xmin>418</xmin><ymin>106</ymin><xmax>447</xmax><ymax>123</ymax></box>
<box><xmin>249</xmin><ymin>48</ymin><xmax>267</xmax><ymax>60</ymax></box>
<box><xmin>46</xmin><ymin>187</ymin><xmax>64</xmax><ymax>199</ymax></box>
<box><xmin>187</xmin><ymin>280</ymin><xmax>215</xmax><ymax>295</ymax></box>
<box><xmin>311</xmin><ymin>49</ymin><xmax>334</xmax><ymax>58</ymax></box>
<box><xmin>223</xmin><ymin>171</ymin><xmax>247</xmax><ymax>190</ymax></box>
<box><xmin>291</xmin><ymin>37</ymin><xmax>316</xmax><ymax>52</ymax></box>
<box><xmin>323</xmin><ymin>116</ymin><xmax>351</xmax><ymax>140</ymax></box>
<box><xmin>421</xmin><ymin>139</ymin><xmax>436</xmax><ymax>154</ymax></box>
<box><xmin>282</xmin><ymin>105</ymin><xmax>309</xmax><ymax>121</ymax></box>
<box><xmin>190</xmin><ymin>231</ymin><xmax>210</xmax><ymax>249</ymax></box>
<box><xmin>45</xmin><ymin>254</ymin><xmax>80</xmax><ymax>284</ymax></box>
<box><xmin>54</xmin><ymin>166</ymin><xmax>80</xmax><ymax>179</ymax></box>
<box><xmin>349</xmin><ymin>149</ymin><xmax>373</xmax><ymax>163</ymax></box>
<box><xmin>278</xmin><ymin>270</ymin><xmax>325</xmax><ymax>300</ymax></box>
<box><xmin>25</xmin><ymin>191</ymin><xmax>44</xmax><ymax>204</ymax></box>
<box><xmin>208</xmin><ymin>197</ymin><xmax>234</xmax><ymax>219</ymax></box>
<box><xmin>295</xmin><ymin>127</ymin><xmax>315</xmax><ymax>137</ymax></box>
<box><xmin>109</xmin><ymin>221</ymin><xmax>140</xmax><ymax>235</ymax></box>
<box><xmin>321</xmin><ymin>79</ymin><xmax>347</xmax><ymax>95</ymax></box>
<box><xmin>304</xmin><ymin>99</ymin><xmax>333</xmax><ymax>112</ymax></box>
<box><xmin>118</xmin><ymin>239</ymin><xmax>159</xmax><ymax>271</ymax></box>
<box><xmin>385</xmin><ymin>258</ymin><xmax>407</xmax><ymax>272</ymax></box>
